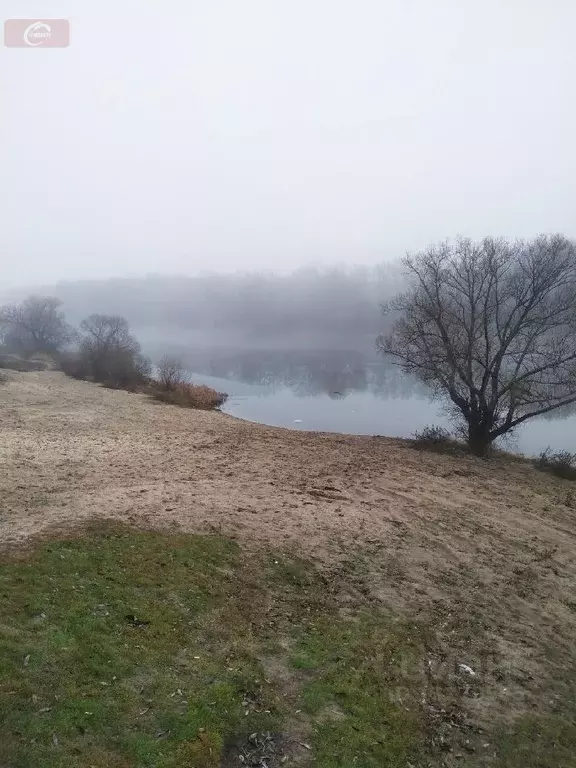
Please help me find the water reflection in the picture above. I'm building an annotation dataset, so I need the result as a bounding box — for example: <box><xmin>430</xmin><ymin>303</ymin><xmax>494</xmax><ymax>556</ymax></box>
<box><xmin>180</xmin><ymin>348</ymin><xmax>576</xmax><ymax>455</ymax></box>
<box><xmin>184</xmin><ymin>348</ymin><xmax>427</xmax><ymax>400</ymax></box>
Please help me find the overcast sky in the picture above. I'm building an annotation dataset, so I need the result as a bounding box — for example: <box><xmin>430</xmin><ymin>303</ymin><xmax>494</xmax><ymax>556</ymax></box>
<box><xmin>2</xmin><ymin>1</ymin><xmax>575</xmax><ymax>287</ymax></box>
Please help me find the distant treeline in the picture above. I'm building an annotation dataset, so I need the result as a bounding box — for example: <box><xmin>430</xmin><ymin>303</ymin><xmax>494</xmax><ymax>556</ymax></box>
<box><xmin>21</xmin><ymin>265</ymin><xmax>404</xmax><ymax>349</ymax></box>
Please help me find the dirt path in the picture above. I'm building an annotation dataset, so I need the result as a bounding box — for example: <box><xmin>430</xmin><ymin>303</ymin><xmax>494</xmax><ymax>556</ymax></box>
<box><xmin>1</xmin><ymin>370</ymin><xmax>575</xmax><ymax>742</ymax></box>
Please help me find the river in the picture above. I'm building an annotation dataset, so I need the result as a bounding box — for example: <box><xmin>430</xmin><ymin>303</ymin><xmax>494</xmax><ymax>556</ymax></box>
<box><xmin>179</xmin><ymin>348</ymin><xmax>576</xmax><ymax>457</ymax></box>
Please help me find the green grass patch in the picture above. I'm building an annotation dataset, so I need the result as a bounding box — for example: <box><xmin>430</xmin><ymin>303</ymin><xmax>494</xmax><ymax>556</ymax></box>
<box><xmin>0</xmin><ymin>526</ymin><xmax>426</xmax><ymax>767</ymax></box>
<box><xmin>0</xmin><ymin>524</ymin><xmax>574</xmax><ymax>767</ymax></box>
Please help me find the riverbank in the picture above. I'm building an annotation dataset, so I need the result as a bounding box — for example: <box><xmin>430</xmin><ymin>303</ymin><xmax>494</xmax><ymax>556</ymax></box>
<box><xmin>1</xmin><ymin>370</ymin><xmax>575</xmax><ymax>765</ymax></box>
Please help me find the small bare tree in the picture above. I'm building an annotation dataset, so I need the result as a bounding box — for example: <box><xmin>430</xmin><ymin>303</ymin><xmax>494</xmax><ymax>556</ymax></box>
<box><xmin>157</xmin><ymin>355</ymin><xmax>187</xmax><ymax>391</ymax></box>
<box><xmin>0</xmin><ymin>296</ymin><xmax>72</xmax><ymax>354</ymax></box>
<box><xmin>378</xmin><ymin>235</ymin><xmax>576</xmax><ymax>456</ymax></box>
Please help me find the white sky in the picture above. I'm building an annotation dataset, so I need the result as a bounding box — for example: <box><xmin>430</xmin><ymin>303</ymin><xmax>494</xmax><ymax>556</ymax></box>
<box><xmin>1</xmin><ymin>0</ymin><xmax>575</xmax><ymax>287</ymax></box>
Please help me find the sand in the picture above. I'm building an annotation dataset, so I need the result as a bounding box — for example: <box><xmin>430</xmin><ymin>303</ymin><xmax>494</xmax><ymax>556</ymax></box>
<box><xmin>1</xmin><ymin>369</ymin><xmax>575</xmax><ymax>729</ymax></box>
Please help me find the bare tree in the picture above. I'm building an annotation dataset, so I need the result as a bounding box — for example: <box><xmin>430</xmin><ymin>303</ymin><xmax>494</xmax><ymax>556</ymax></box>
<box><xmin>80</xmin><ymin>314</ymin><xmax>135</xmax><ymax>350</ymax></box>
<box><xmin>78</xmin><ymin>314</ymin><xmax>150</xmax><ymax>388</ymax></box>
<box><xmin>157</xmin><ymin>355</ymin><xmax>187</xmax><ymax>390</ymax></box>
<box><xmin>378</xmin><ymin>235</ymin><xmax>576</xmax><ymax>456</ymax></box>
<box><xmin>0</xmin><ymin>296</ymin><xmax>72</xmax><ymax>354</ymax></box>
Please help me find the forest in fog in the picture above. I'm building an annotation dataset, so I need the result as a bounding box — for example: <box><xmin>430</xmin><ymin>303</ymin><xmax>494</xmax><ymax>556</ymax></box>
<box><xmin>10</xmin><ymin>264</ymin><xmax>404</xmax><ymax>353</ymax></box>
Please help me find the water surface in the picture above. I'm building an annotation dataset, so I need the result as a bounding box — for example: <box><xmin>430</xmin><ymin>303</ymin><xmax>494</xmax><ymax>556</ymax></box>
<box><xmin>182</xmin><ymin>349</ymin><xmax>576</xmax><ymax>457</ymax></box>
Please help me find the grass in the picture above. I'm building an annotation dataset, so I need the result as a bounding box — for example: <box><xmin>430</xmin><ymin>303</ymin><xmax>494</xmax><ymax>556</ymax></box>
<box><xmin>0</xmin><ymin>525</ymin><xmax>574</xmax><ymax>767</ymax></box>
<box><xmin>0</xmin><ymin>525</ymin><xmax>424</xmax><ymax>767</ymax></box>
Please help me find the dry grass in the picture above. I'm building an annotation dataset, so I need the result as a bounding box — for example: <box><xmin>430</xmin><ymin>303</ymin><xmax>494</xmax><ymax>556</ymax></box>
<box><xmin>148</xmin><ymin>381</ymin><xmax>227</xmax><ymax>410</ymax></box>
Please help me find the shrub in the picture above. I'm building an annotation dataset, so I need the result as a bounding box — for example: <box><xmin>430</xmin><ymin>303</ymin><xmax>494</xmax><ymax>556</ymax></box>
<box><xmin>149</xmin><ymin>381</ymin><xmax>227</xmax><ymax>410</ymax></box>
<box><xmin>535</xmin><ymin>448</ymin><xmax>576</xmax><ymax>481</ymax></box>
<box><xmin>414</xmin><ymin>424</ymin><xmax>451</xmax><ymax>443</ymax></box>
<box><xmin>157</xmin><ymin>355</ymin><xmax>187</xmax><ymax>391</ymax></box>
<box><xmin>410</xmin><ymin>424</ymin><xmax>471</xmax><ymax>456</ymax></box>
<box><xmin>0</xmin><ymin>354</ymin><xmax>49</xmax><ymax>372</ymax></box>
<box><xmin>59</xmin><ymin>348</ymin><xmax>151</xmax><ymax>390</ymax></box>
<box><xmin>412</xmin><ymin>424</ymin><xmax>451</xmax><ymax>447</ymax></box>
<box><xmin>58</xmin><ymin>351</ymin><xmax>91</xmax><ymax>380</ymax></box>
<box><xmin>58</xmin><ymin>315</ymin><xmax>224</xmax><ymax>409</ymax></box>
<box><xmin>59</xmin><ymin>315</ymin><xmax>152</xmax><ymax>391</ymax></box>
<box><xmin>97</xmin><ymin>349</ymin><xmax>151</xmax><ymax>391</ymax></box>
<box><xmin>0</xmin><ymin>296</ymin><xmax>73</xmax><ymax>355</ymax></box>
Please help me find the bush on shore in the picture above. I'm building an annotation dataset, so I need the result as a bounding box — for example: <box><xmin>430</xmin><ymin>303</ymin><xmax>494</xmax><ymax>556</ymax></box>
<box><xmin>58</xmin><ymin>351</ymin><xmax>92</xmax><ymax>380</ymax></box>
<box><xmin>1</xmin><ymin>299</ymin><xmax>225</xmax><ymax>410</ymax></box>
<box><xmin>156</xmin><ymin>355</ymin><xmax>187</xmax><ymax>391</ymax></box>
<box><xmin>412</xmin><ymin>424</ymin><xmax>451</xmax><ymax>446</ymax></box>
<box><xmin>410</xmin><ymin>425</ymin><xmax>520</xmax><ymax>460</ymax></box>
<box><xmin>410</xmin><ymin>425</ymin><xmax>466</xmax><ymax>455</ymax></box>
<box><xmin>0</xmin><ymin>353</ymin><xmax>50</xmax><ymax>372</ymax></box>
<box><xmin>535</xmin><ymin>448</ymin><xmax>576</xmax><ymax>481</ymax></box>
<box><xmin>60</xmin><ymin>343</ymin><xmax>226</xmax><ymax>411</ymax></box>
<box><xmin>148</xmin><ymin>380</ymin><xmax>227</xmax><ymax>410</ymax></box>
<box><xmin>58</xmin><ymin>347</ymin><xmax>151</xmax><ymax>391</ymax></box>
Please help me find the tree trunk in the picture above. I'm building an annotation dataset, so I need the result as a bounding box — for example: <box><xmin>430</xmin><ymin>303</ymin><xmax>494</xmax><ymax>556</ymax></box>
<box><xmin>467</xmin><ymin>423</ymin><xmax>492</xmax><ymax>457</ymax></box>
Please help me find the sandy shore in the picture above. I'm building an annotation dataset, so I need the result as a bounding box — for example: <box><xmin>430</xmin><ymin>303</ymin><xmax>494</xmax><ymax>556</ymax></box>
<box><xmin>1</xmin><ymin>369</ymin><xmax>575</xmax><ymax>727</ymax></box>
<box><xmin>1</xmin><ymin>370</ymin><xmax>574</xmax><ymax>571</ymax></box>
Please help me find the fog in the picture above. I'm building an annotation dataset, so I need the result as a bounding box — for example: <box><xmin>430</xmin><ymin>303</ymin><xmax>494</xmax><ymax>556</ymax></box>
<box><xmin>2</xmin><ymin>1</ymin><xmax>576</xmax><ymax>288</ymax></box>
<box><xmin>13</xmin><ymin>265</ymin><xmax>404</xmax><ymax>354</ymax></box>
